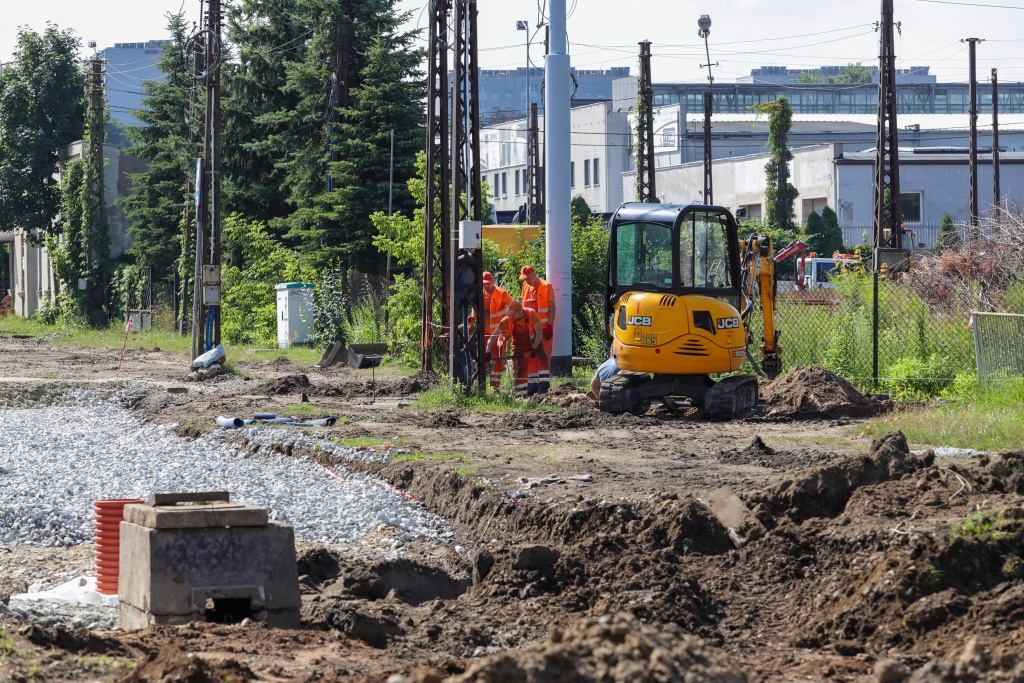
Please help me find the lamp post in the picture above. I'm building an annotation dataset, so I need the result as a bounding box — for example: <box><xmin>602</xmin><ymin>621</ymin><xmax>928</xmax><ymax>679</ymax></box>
<box><xmin>517</xmin><ymin>20</ymin><xmax>530</xmax><ymax>121</ymax></box>
<box><xmin>698</xmin><ymin>14</ymin><xmax>717</xmax><ymax>205</ymax></box>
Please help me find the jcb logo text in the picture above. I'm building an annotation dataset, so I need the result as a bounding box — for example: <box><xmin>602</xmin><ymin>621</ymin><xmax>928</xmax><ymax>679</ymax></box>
<box><xmin>717</xmin><ymin>317</ymin><xmax>740</xmax><ymax>329</ymax></box>
<box><xmin>627</xmin><ymin>315</ymin><xmax>653</xmax><ymax>327</ymax></box>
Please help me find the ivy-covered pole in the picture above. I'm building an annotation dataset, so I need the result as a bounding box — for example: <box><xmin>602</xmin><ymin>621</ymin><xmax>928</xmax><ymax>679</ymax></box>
<box><xmin>754</xmin><ymin>97</ymin><xmax>798</xmax><ymax>232</ymax></box>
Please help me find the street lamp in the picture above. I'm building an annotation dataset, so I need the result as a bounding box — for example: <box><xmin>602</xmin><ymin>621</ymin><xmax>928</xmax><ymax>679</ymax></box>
<box><xmin>698</xmin><ymin>15</ymin><xmax>717</xmax><ymax>205</ymax></box>
<box><xmin>517</xmin><ymin>20</ymin><xmax>530</xmax><ymax>120</ymax></box>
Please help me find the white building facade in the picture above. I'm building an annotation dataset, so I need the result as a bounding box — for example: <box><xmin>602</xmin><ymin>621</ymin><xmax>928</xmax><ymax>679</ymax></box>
<box><xmin>623</xmin><ymin>143</ymin><xmax>1024</xmax><ymax>249</ymax></box>
<box><xmin>481</xmin><ymin>102</ymin><xmax>630</xmax><ymax>219</ymax></box>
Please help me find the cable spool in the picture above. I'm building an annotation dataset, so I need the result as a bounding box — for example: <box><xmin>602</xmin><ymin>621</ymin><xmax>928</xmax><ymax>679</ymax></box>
<box><xmin>93</xmin><ymin>499</ymin><xmax>144</xmax><ymax>595</ymax></box>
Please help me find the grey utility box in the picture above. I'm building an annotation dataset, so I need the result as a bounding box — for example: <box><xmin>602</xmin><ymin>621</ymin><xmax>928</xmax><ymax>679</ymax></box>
<box><xmin>118</xmin><ymin>492</ymin><xmax>301</xmax><ymax>630</ymax></box>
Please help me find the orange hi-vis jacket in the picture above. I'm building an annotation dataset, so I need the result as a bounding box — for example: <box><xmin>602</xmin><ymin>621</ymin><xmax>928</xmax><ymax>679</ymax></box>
<box><xmin>484</xmin><ymin>286</ymin><xmax>513</xmax><ymax>336</ymax></box>
<box><xmin>522</xmin><ymin>279</ymin><xmax>554</xmax><ymax>326</ymax></box>
<box><xmin>495</xmin><ymin>307</ymin><xmax>542</xmax><ymax>348</ymax></box>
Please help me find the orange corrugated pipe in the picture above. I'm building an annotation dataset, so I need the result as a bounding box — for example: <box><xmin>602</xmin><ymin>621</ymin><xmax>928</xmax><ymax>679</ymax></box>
<box><xmin>93</xmin><ymin>499</ymin><xmax>143</xmax><ymax>595</ymax></box>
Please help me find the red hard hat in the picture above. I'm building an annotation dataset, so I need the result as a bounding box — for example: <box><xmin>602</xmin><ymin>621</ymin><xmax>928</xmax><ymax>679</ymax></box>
<box><xmin>482</xmin><ymin>271</ymin><xmax>494</xmax><ymax>283</ymax></box>
<box><xmin>519</xmin><ymin>265</ymin><xmax>536</xmax><ymax>280</ymax></box>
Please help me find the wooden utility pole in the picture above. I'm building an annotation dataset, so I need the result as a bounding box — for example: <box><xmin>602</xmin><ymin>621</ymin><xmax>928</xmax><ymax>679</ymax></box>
<box><xmin>992</xmin><ymin>68</ymin><xmax>1001</xmax><ymax>222</ymax></box>
<box><xmin>964</xmin><ymin>37</ymin><xmax>983</xmax><ymax>233</ymax></box>
<box><xmin>873</xmin><ymin>0</ymin><xmax>903</xmax><ymax>257</ymax></box>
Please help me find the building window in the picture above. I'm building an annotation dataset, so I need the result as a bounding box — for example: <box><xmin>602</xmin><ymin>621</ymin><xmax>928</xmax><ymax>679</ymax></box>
<box><xmin>515</xmin><ymin>170</ymin><xmax>521</xmax><ymax>196</ymax></box>
<box><xmin>593</xmin><ymin>158</ymin><xmax>600</xmax><ymax>186</ymax></box>
<box><xmin>584</xmin><ymin>159</ymin><xmax>591</xmax><ymax>187</ymax></box>
<box><xmin>570</xmin><ymin>162</ymin><xmax>575</xmax><ymax>188</ymax></box>
<box><xmin>900</xmin><ymin>192</ymin><xmax>922</xmax><ymax>223</ymax></box>
<box><xmin>502</xmin><ymin>172</ymin><xmax>508</xmax><ymax>198</ymax></box>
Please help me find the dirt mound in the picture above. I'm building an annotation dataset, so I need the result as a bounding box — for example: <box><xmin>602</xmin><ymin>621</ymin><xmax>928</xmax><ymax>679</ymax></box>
<box><xmin>119</xmin><ymin>640</ymin><xmax>255</xmax><ymax>682</ymax></box>
<box><xmin>531</xmin><ymin>383</ymin><xmax>595</xmax><ymax>409</ymax></box>
<box><xmin>427</xmin><ymin>412</ymin><xmax>466</xmax><ymax>428</ymax></box>
<box><xmin>306</xmin><ymin>372</ymin><xmax>436</xmax><ymax>399</ymax></box>
<box><xmin>184</xmin><ymin>364</ymin><xmax>226</xmax><ymax>383</ymax></box>
<box><xmin>409</xmin><ymin>614</ymin><xmax>747</xmax><ymax>683</ymax></box>
<box><xmin>717</xmin><ymin>435</ymin><xmax>839</xmax><ymax>470</ymax></box>
<box><xmin>253</xmin><ymin>373</ymin><xmax>311</xmax><ymax>395</ymax></box>
<box><xmin>760</xmin><ymin>365</ymin><xmax>881</xmax><ymax>417</ymax></box>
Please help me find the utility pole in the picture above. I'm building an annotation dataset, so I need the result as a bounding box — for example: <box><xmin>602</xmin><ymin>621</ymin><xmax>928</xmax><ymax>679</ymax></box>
<box><xmin>86</xmin><ymin>52</ymin><xmax>108</xmax><ymax>325</ymax></box>
<box><xmin>992</xmin><ymin>67</ymin><xmax>1001</xmax><ymax>223</ymax></box>
<box><xmin>964</xmin><ymin>37</ymin><xmax>983</xmax><ymax>233</ymax></box>
<box><xmin>192</xmin><ymin>0</ymin><xmax>223</xmax><ymax>359</ymax></box>
<box><xmin>422</xmin><ymin>0</ymin><xmax>450</xmax><ymax>373</ymax></box>
<box><xmin>448</xmin><ymin>0</ymin><xmax>485</xmax><ymax>390</ymax></box>
<box><xmin>527</xmin><ymin>102</ymin><xmax>543</xmax><ymax>223</ymax></box>
<box><xmin>635</xmin><ymin>41</ymin><xmax>656</xmax><ymax>203</ymax></box>
<box><xmin>698</xmin><ymin>16</ymin><xmax>716</xmax><ymax>206</ymax></box>
<box><xmin>873</xmin><ymin>0</ymin><xmax>903</xmax><ymax>267</ymax></box>
<box><xmin>545</xmin><ymin>0</ymin><xmax>572</xmax><ymax>375</ymax></box>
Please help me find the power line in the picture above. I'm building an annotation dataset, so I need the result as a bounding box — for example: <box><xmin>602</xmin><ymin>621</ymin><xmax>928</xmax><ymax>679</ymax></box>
<box><xmin>912</xmin><ymin>0</ymin><xmax>1024</xmax><ymax>8</ymax></box>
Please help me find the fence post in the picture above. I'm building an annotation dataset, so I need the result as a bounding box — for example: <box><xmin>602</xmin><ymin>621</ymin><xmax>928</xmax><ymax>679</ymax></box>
<box><xmin>873</xmin><ymin>270</ymin><xmax>879</xmax><ymax>389</ymax></box>
<box><xmin>971</xmin><ymin>311</ymin><xmax>983</xmax><ymax>384</ymax></box>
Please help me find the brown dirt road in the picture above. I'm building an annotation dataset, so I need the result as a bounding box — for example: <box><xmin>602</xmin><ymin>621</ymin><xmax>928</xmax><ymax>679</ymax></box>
<box><xmin>1</xmin><ymin>336</ymin><xmax>1023</xmax><ymax>683</ymax></box>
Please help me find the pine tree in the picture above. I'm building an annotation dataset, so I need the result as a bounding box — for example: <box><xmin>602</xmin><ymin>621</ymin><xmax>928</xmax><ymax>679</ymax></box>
<box><xmin>120</xmin><ymin>12</ymin><xmax>202</xmax><ymax>281</ymax></box>
<box><xmin>0</xmin><ymin>25</ymin><xmax>84</xmax><ymax>233</ymax></box>
<box><xmin>754</xmin><ymin>97</ymin><xmax>798</xmax><ymax>232</ymax></box>
<box><xmin>277</xmin><ymin>0</ymin><xmax>425</xmax><ymax>270</ymax></box>
<box><xmin>222</xmin><ymin>0</ymin><xmax>307</xmax><ymax>228</ymax></box>
<box><xmin>820</xmin><ymin>205</ymin><xmax>845</xmax><ymax>256</ymax></box>
<box><xmin>936</xmin><ymin>212</ymin><xmax>960</xmax><ymax>254</ymax></box>
<box><xmin>805</xmin><ymin>211</ymin><xmax>825</xmax><ymax>255</ymax></box>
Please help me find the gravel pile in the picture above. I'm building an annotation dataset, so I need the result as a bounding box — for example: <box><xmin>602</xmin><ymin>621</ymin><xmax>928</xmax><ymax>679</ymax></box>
<box><xmin>0</xmin><ymin>395</ymin><xmax>453</xmax><ymax>550</ymax></box>
<box><xmin>0</xmin><ymin>599</ymin><xmax>118</xmax><ymax>630</ymax></box>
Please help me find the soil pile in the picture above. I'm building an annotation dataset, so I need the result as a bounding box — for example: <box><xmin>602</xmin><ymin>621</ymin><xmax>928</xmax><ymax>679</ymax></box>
<box><xmin>119</xmin><ymin>640</ymin><xmax>255</xmax><ymax>682</ymax></box>
<box><xmin>531</xmin><ymin>382</ymin><xmax>594</xmax><ymax>409</ymax></box>
<box><xmin>307</xmin><ymin>372</ymin><xmax>437</xmax><ymax>399</ymax></box>
<box><xmin>717</xmin><ymin>435</ymin><xmax>838</xmax><ymax>470</ymax></box>
<box><xmin>414</xmin><ymin>613</ymin><xmax>748</xmax><ymax>683</ymax></box>
<box><xmin>760</xmin><ymin>365</ymin><xmax>880</xmax><ymax>417</ymax></box>
<box><xmin>253</xmin><ymin>373</ymin><xmax>311</xmax><ymax>395</ymax></box>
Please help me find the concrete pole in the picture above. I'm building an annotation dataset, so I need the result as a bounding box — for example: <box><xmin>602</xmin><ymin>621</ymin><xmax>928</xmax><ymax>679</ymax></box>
<box><xmin>545</xmin><ymin>0</ymin><xmax>572</xmax><ymax>372</ymax></box>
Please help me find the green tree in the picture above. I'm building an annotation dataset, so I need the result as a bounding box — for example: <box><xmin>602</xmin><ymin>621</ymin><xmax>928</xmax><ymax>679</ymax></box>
<box><xmin>936</xmin><ymin>212</ymin><xmax>960</xmax><ymax>253</ymax></box>
<box><xmin>120</xmin><ymin>12</ymin><xmax>202</xmax><ymax>282</ymax></box>
<box><xmin>0</xmin><ymin>24</ymin><xmax>84</xmax><ymax>234</ymax></box>
<box><xmin>820</xmin><ymin>205</ymin><xmax>845</xmax><ymax>254</ymax></box>
<box><xmin>804</xmin><ymin>211</ymin><xmax>825</xmax><ymax>255</ymax></box>
<box><xmin>753</xmin><ymin>97</ymin><xmax>798</xmax><ymax>232</ymax></box>
<box><xmin>222</xmin><ymin>0</ymin><xmax>308</xmax><ymax>227</ymax></box>
<box><xmin>276</xmin><ymin>0</ymin><xmax>424</xmax><ymax>271</ymax></box>
<box><xmin>571</xmin><ymin>195</ymin><xmax>592</xmax><ymax>226</ymax></box>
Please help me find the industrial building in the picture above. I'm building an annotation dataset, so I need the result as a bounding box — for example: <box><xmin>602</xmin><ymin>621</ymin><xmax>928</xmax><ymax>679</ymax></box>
<box><xmin>469</xmin><ymin>66</ymin><xmax>629</xmax><ymax>125</ymax></box>
<box><xmin>98</xmin><ymin>41</ymin><xmax>169</xmax><ymax>129</ymax></box>
<box><xmin>622</xmin><ymin>143</ymin><xmax>1024</xmax><ymax>249</ymax></box>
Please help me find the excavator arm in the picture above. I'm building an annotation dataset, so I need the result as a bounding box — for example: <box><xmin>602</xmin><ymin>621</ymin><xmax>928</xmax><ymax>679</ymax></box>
<box><xmin>739</xmin><ymin>236</ymin><xmax>805</xmax><ymax>380</ymax></box>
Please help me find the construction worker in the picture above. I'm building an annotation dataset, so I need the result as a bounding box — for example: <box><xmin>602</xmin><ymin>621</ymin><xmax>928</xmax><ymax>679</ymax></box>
<box><xmin>472</xmin><ymin>271</ymin><xmax>513</xmax><ymax>388</ymax></box>
<box><xmin>519</xmin><ymin>265</ymin><xmax>556</xmax><ymax>395</ymax></box>
<box><xmin>586</xmin><ymin>346</ymin><xmax>619</xmax><ymax>404</ymax></box>
<box><xmin>486</xmin><ymin>300</ymin><xmax>547</xmax><ymax>399</ymax></box>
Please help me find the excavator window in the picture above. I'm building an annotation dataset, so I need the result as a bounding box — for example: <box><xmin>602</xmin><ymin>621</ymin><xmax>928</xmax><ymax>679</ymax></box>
<box><xmin>614</xmin><ymin>222</ymin><xmax>674</xmax><ymax>291</ymax></box>
<box><xmin>680</xmin><ymin>212</ymin><xmax>733</xmax><ymax>290</ymax></box>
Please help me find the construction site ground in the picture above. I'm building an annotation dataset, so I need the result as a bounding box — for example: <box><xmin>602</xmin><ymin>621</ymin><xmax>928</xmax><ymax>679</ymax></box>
<box><xmin>2</xmin><ymin>335</ymin><xmax>1023</xmax><ymax>683</ymax></box>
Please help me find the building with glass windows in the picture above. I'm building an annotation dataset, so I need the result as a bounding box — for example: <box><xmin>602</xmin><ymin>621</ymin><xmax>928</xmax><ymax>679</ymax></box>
<box><xmin>612</xmin><ymin>66</ymin><xmax>1024</xmax><ymax>116</ymax></box>
<box><xmin>97</xmin><ymin>41</ymin><xmax>169</xmax><ymax>129</ymax></box>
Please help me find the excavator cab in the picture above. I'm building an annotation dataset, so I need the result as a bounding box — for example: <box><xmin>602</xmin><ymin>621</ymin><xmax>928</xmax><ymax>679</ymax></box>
<box><xmin>601</xmin><ymin>203</ymin><xmax>766</xmax><ymax>419</ymax></box>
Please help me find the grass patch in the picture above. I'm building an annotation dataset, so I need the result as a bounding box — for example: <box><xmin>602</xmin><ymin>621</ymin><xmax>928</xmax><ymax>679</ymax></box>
<box><xmin>859</xmin><ymin>382</ymin><xmax>1024</xmax><ymax>451</ymax></box>
<box><xmin>391</xmin><ymin>451</ymin><xmax>467</xmax><ymax>464</ymax></box>
<box><xmin>261</xmin><ymin>403</ymin><xmax>337</xmax><ymax>418</ymax></box>
<box><xmin>0</xmin><ymin>628</ymin><xmax>15</xmax><ymax>663</ymax></box>
<box><xmin>953</xmin><ymin>511</ymin><xmax>1009</xmax><ymax>541</ymax></box>
<box><xmin>331</xmin><ymin>436</ymin><xmax>397</xmax><ymax>448</ymax></box>
<box><xmin>0</xmin><ymin>316</ymin><xmax>191</xmax><ymax>352</ymax></box>
<box><xmin>414</xmin><ymin>382</ymin><xmax>563</xmax><ymax>413</ymax></box>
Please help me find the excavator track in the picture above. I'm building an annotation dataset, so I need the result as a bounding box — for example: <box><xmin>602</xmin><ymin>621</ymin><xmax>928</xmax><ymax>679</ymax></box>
<box><xmin>599</xmin><ymin>373</ymin><xmax>651</xmax><ymax>416</ymax></box>
<box><xmin>703</xmin><ymin>375</ymin><xmax>759</xmax><ymax>420</ymax></box>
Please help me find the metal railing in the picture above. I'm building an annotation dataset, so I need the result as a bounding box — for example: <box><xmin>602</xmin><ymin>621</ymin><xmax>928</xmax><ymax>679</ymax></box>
<box><xmin>971</xmin><ymin>311</ymin><xmax>1024</xmax><ymax>385</ymax></box>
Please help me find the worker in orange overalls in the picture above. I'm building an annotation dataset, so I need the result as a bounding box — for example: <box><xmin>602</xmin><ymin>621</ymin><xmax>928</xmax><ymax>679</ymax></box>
<box><xmin>469</xmin><ymin>271</ymin><xmax>513</xmax><ymax>388</ymax></box>
<box><xmin>486</xmin><ymin>300</ymin><xmax>547</xmax><ymax>399</ymax></box>
<box><xmin>520</xmin><ymin>265</ymin><xmax>556</xmax><ymax>395</ymax></box>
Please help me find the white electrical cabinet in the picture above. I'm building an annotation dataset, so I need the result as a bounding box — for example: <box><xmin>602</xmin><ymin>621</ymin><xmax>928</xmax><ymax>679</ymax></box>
<box><xmin>275</xmin><ymin>282</ymin><xmax>315</xmax><ymax>348</ymax></box>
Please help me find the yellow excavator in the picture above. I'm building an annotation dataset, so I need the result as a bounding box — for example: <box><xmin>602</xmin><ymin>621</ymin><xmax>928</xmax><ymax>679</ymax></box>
<box><xmin>601</xmin><ymin>203</ymin><xmax>799</xmax><ymax>419</ymax></box>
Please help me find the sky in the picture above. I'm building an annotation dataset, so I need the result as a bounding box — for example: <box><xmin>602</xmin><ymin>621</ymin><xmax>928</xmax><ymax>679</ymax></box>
<box><xmin>5</xmin><ymin>0</ymin><xmax>1024</xmax><ymax>83</ymax></box>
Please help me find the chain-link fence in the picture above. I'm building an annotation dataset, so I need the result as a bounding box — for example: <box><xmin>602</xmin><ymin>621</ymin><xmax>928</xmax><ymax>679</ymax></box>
<box><xmin>747</xmin><ymin>272</ymin><xmax>975</xmax><ymax>394</ymax></box>
<box><xmin>971</xmin><ymin>312</ymin><xmax>1024</xmax><ymax>386</ymax></box>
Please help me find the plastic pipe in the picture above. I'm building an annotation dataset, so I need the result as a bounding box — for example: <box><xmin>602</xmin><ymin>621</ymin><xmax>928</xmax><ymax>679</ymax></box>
<box><xmin>94</xmin><ymin>498</ymin><xmax>144</xmax><ymax>595</ymax></box>
<box><xmin>216</xmin><ymin>416</ymin><xmax>244</xmax><ymax>429</ymax></box>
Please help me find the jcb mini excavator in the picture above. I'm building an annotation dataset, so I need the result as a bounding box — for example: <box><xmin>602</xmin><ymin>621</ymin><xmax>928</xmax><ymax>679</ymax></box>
<box><xmin>600</xmin><ymin>203</ymin><xmax>799</xmax><ymax>419</ymax></box>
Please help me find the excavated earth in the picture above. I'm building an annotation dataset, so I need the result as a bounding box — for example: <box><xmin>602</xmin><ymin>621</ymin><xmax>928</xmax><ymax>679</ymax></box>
<box><xmin>1</xmin><ymin>336</ymin><xmax>1022</xmax><ymax>683</ymax></box>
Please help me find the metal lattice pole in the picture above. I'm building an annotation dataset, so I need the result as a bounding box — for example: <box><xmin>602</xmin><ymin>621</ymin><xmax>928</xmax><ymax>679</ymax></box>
<box><xmin>635</xmin><ymin>41</ymin><xmax>656</xmax><ymax>203</ymax></box>
<box><xmin>527</xmin><ymin>102</ymin><xmax>542</xmax><ymax>224</ymax></box>
<box><xmin>447</xmin><ymin>0</ymin><xmax>485</xmax><ymax>390</ymax></box>
<box><xmin>873</xmin><ymin>0</ymin><xmax>903</xmax><ymax>258</ymax></box>
<box><xmin>422</xmin><ymin>0</ymin><xmax>451</xmax><ymax>373</ymax></box>
<box><xmin>992</xmin><ymin>68</ymin><xmax>1001</xmax><ymax>223</ymax></box>
<box><xmin>964</xmin><ymin>37</ymin><xmax>983</xmax><ymax>232</ymax></box>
